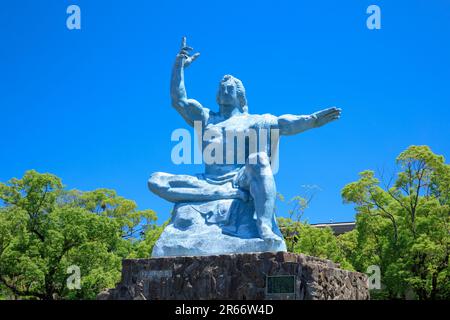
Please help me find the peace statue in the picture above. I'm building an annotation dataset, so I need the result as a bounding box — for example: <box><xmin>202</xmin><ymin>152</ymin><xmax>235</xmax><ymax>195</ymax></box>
<box><xmin>148</xmin><ymin>38</ymin><xmax>341</xmax><ymax>257</ymax></box>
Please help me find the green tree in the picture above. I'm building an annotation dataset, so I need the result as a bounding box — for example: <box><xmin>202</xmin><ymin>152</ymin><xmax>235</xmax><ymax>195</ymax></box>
<box><xmin>277</xmin><ymin>191</ymin><xmax>354</xmax><ymax>270</ymax></box>
<box><xmin>342</xmin><ymin>145</ymin><xmax>450</xmax><ymax>299</ymax></box>
<box><xmin>278</xmin><ymin>218</ymin><xmax>354</xmax><ymax>270</ymax></box>
<box><xmin>128</xmin><ymin>222</ymin><xmax>167</xmax><ymax>259</ymax></box>
<box><xmin>0</xmin><ymin>170</ymin><xmax>158</xmax><ymax>299</ymax></box>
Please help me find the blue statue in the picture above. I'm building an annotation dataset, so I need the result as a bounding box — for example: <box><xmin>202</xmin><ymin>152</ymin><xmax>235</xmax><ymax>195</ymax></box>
<box><xmin>148</xmin><ymin>37</ymin><xmax>341</xmax><ymax>257</ymax></box>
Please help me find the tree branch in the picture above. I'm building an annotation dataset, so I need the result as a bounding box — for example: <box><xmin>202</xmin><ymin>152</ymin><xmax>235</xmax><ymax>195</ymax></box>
<box><xmin>0</xmin><ymin>276</ymin><xmax>45</xmax><ymax>299</ymax></box>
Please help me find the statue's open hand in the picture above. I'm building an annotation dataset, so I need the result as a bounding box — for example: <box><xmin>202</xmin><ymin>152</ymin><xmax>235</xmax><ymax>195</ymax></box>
<box><xmin>176</xmin><ymin>37</ymin><xmax>200</xmax><ymax>68</ymax></box>
<box><xmin>313</xmin><ymin>107</ymin><xmax>342</xmax><ymax>127</ymax></box>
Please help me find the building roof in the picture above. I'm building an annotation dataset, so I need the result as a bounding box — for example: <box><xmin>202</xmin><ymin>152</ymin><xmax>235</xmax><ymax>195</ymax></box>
<box><xmin>311</xmin><ymin>222</ymin><xmax>356</xmax><ymax>235</ymax></box>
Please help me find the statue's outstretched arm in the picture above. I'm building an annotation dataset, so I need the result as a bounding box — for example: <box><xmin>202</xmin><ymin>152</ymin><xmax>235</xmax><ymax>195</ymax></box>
<box><xmin>278</xmin><ymin>107</ymin><xmax>341</xmax><ymax>136</ymax></box>
<box><xmin>170</xmin><ymin>37</ymin><xmax>209</xmax><ymax>127</ymax></box>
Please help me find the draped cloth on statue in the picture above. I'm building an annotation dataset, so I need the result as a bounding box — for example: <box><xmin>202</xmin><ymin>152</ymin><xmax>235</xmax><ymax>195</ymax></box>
<box><xmin>151</xmin><ymin>197</ymin><xmax>286</xmax><ymax>257</ymax></box>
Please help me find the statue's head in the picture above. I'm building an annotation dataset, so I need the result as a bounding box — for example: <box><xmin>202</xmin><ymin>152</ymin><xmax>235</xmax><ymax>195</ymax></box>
<box><xmin>216</xmin><ymin>75</ymin><xmax>248</xmax><ymax>114</ymax></box>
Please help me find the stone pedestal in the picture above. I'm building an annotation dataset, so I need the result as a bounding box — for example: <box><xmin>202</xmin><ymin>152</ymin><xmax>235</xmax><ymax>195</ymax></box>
<box><xmin>98</xmin><ymin>252</ymin><xmax>369</xmax><ymax>300</ymax></box>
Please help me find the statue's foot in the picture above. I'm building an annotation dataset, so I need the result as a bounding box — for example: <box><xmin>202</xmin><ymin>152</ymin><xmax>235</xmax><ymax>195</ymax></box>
<box><xmin>258</xmin><ymin>223</ymin><xmax>282</xmax><ymax>242</ymax></box>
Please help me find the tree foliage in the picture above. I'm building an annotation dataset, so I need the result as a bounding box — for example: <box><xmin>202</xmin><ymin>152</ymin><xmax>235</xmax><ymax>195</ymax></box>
<box><xmin>342</xmin><ymin>145</ymin><xmax>450</xmax><ymax>299</ymax></box>
<box><xmin>278</xmin><ymin>217</ymin><xmax>354</xmax><ymax>270</ymax></box>
<box><xmin>277</xmin><ymin>192</ymin><xmax>354</xmax><ymax>270</ymax></box>
<box><xmin>278</xmin><ymin>146</ymin><xmax>449</xmax><ymax>300</ymax></box>
<box><xmin>0</xmin><ymin>170</ymin><xmax>160</xmax><ymax>299</ymax></box>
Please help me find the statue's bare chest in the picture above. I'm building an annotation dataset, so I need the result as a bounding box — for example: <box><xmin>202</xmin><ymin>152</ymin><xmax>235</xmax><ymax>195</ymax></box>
<box><xmin>201</xmin><ymin>114</ymin><xmax>278</xmax><ymax>159</ymax></box>
<box><xmin>203</xmin><ymin>114</ymin><xmax>277</xmax><ymax>140</ymax></box>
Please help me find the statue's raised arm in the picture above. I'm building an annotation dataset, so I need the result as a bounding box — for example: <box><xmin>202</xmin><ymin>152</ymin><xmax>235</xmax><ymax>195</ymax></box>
<box><xmin>170</xmin><ymin>37</ymin><xmax>209</xmax><ymax>127</ymax></box>
<box><xmin>277</xmin><ymin>107</ymin><xmax>341</xmax><ymax>136</ymax></box>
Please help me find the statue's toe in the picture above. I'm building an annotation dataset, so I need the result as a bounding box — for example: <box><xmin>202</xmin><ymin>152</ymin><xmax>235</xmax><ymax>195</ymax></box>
<box><xmin>258</xmin><ymin>223</ymin><xmax>282</xmax><ymax>242</ymax></box>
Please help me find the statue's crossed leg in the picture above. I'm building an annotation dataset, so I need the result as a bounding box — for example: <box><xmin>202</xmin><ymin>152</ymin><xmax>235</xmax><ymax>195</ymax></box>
<box><xmin>148</xmin><ymin>172</ymin><xmax>247</xmax><ymax>203</ymax></box>
<box><xmin>148</xmin><ymin>152</ymin><xmax>282</xmax><ymax>242</ymax></box>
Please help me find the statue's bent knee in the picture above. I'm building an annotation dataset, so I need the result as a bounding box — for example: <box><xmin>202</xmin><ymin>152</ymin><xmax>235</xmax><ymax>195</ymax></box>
<box><xmin>246</xmin><ymin>152</ymin><xmax>271</xmax><ymax>172</ymax></box>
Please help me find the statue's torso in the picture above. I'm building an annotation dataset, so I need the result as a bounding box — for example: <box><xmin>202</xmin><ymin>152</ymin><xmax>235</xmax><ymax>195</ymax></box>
<box><xmin>201</xmin><ymin>113</ymin><xmax>279</xmax><ymax>177</ymax></box>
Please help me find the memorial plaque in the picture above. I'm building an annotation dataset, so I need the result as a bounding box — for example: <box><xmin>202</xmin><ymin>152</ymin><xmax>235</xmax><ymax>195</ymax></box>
<box><xmin>266</xmin><ymin>275</ymin><xmax>296</xmax><ymax>299</ymax></box>
<box><xmin>266</xmin><ymin>275</ymin><xmax>295</xmax><ymax>294</ymax></box>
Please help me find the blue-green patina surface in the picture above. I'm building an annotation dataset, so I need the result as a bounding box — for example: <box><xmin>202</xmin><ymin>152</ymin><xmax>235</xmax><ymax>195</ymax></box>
<box><xmin>149</xmin><ymin>38</ymin><xmax>341</xmax><ymax>257</ymax></box>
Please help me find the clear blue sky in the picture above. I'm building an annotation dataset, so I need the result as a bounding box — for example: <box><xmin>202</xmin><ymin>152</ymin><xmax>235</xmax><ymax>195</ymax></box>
<box><xmin>1</xmin><ymin>0</ymin><xmax>449</xmax><ymax>224</ymax></box>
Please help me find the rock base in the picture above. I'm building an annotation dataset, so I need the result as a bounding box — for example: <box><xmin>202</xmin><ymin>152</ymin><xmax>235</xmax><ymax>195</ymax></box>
<box><xmin>98</xmin><ymin>252</ymin><xmax>369</xmax><ymax>300</ymax></box>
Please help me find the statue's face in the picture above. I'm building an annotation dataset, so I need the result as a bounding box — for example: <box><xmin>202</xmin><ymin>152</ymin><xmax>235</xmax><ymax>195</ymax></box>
<box><xmin>218</xmin><ymin>81</ymin><xmax>239</xmax><ymax>106</ymax></box>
